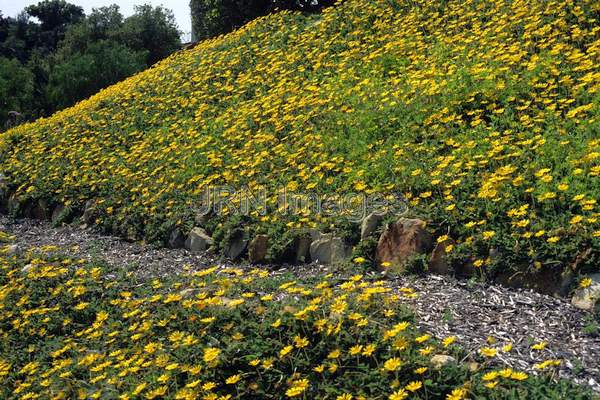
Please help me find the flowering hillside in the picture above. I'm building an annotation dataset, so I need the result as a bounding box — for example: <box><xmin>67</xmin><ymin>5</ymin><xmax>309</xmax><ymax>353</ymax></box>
<box><xmin>0</xmin><ymin>0</ymin><xmax>599</xmax><ymax>278</ymax></box>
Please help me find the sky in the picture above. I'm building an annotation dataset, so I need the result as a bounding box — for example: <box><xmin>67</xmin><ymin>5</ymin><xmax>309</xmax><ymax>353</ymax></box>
<box><xmin>0</xmin><ymin>0</ymin><xmax>192</xmax><ymax>41</ymax></box>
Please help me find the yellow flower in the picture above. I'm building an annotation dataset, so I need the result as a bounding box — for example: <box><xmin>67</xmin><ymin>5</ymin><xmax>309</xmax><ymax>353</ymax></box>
<box><xmin>388</xmin><ymin>389</ymin><xmax>408</xmax><ymax>400</ymax></box>
<box><xmin>225</xmin><ymin>374</ymin><xmax>241</xmax><ymax>385</ymax></box>
<box><xmin>446</xmin><ymin>388</ymin><xmax>467</xmax><ymax>400</ymax></box>
<box><xmin>271</xmin><ymin>319</ymin><xmax>282</xmax><ymax>328</ymax></box>
<box><xmin>531</xmin><ymin>341</ymin><xmax>547</xmax><ymax>351</ymax></box>
<box><xmin>510</xmin><ymin>371</ymin><xmax>528</xmax><ymax>381</ymax></box>
<box><xmin>579</xmin><ymin>277</ymin><xmax>593</xmax><ymax>288</ymax></box>
<box><xmin>384</xmin><ymin>357</ymin><xmax>403</xmax><ymax>372</ymax></box>
<box><xmin>405</xmin><ymin>381</ymin><xmax>422</xmax><ymax>392</ymax></box>
<box><xmin>203</xmin><ymin>347</ymin><xmax>221</xmax><ymax>364</ymax></box>
<box><xmin>293</xmin><ymin>336</ymin><xmax>309</xmax><ymax>349</ymax></box>
<box><xmin>327</xmin><ymin>349</ymin><xmax>341</xmax><ymax>359</ymax></box>
<box><xmin>482</xmin><ymin>231</ymin><xmax>495</xmax><ymax>240</ymax></box>
<box><xmin>362</xmin><ymin>344</ymin><xmax>376</xmax><ymax>356</ymax></box>
<box><xmin>499</xmin><ymin>368</ymin><xmax>513</xmax><ymax>378</ymax></box>
<box><xmin>286</xmin><ymin>379</ymin><xmax>309</xmax><ymax>398</ymax></box>
<box><xmin>353</xmin><ymin>257</ymin><xmax>366</xmax><ymax>264</ymax></box>
<box><xmin>479</xmin><ymin>347</ymin><xmax>497</xmax><ymax>357</ymax></box>
<box><xmin>482</xmin><ymin>371</ymin><xmax>498</xmax><ymax>381</ymax></box>
<box><xmin>442</xmin><ymin>336</ymin><xmax>456</xmax><ymax>347</ymax></box>
<box><xmin>415</xmin><ymin>334</ymin><xmax>430</xmax><ymax>343</ymax></box>
<box><xmin>484</xmin><ymin>381</ymin><xmax>498</xmax><ymax>389</ymax></box>
<box><xmin>280</xmin><ymin>345</ymin><xmax>294</xmax><ymax>358</ymax></box>
<box><xmin>414</xmin><ymin>367</ymin><xmax>428</xmax><ymax>375</ymax></box>
<box><xmin>349</xmin><ymin>345</ymin><xmax>363</xmax><ymax>356</ymax></box>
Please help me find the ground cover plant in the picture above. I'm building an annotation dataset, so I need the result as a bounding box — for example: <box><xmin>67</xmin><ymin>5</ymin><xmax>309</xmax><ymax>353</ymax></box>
<box><xmin>0</xmin><ymin>0</ymin><xmax>599</xmax><ymax>277</ymax></box>
<box><xmin>0</xmin><ymin>232</ymin><xmax>595</xmax><ymax>399</ymax></box>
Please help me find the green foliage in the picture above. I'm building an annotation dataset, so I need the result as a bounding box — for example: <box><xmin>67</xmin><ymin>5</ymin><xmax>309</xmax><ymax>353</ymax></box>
<box><xmin>46</xmin><ymin>41</ymin><xmax>146</xmax><ymax>110</ymax></box>
<box><xmin>119</xmin><ymin>4</ymin><xmax>181</xmax><ymax>65</ymax></box>
<box><xmin>0</xmin><ymin>57</ymin><xmax>34</xmax><ymax>129</ymax></box>
<box><xmin>0</xmin><ymin>1</ymin><xmax>181</xmax><ymax>129</ymax></box>
<box><xmin>190</xmin><ymin>0</ymin><xmax>337</xmax><ymax>40</ymax></box>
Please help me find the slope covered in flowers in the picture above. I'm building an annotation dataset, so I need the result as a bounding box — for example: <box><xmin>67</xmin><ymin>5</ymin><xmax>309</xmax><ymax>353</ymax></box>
<box><xmin>1</xmin><ymin>0</ymin><xmax>599</xmax><ymax>276</ymax></box>
<box><xmin>0</xmin><ymin>234</ymin><xmax>594</xmax><ymax>399</ymax></box>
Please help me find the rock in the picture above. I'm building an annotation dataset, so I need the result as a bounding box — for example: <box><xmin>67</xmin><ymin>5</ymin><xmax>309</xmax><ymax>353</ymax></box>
<box><xmin>31</xmin><ymin>199</ymin><xmax>50</xmax><ymax>220</ymax></box>
<box><xmin>496</xmin><ymin>265</ymin><xmax>575</xmax><ymax>297</ymax></box>
<box><xmin>21</xmin><ymin>264</ymin><xmax>33</xmax><ymax>274</ymax></box>
<box><xmin>308</xmin><ymin>229</ymin><xmax>323</xmax><ymax>241</ymax></box>
<box><xmin>185</xmin><ymin>227</ymin><xmax>213</xmax><ymax>253</ymax></box>
<box><xmin>430</xmin><ymin>354</ymin><xmax>456</xmax><ymax>369</ymax></box>
<box><xmin>429</xmin><ymin>238</ymin><xmax>455</xmax><ymax>275</ymax></box>
<box><xmin>0</xmin><ymin>178</ymin><xmax>8</xmax><ymax>214</ymax></box>
<box><xmin>571</xmin><ymin>274</ymin><xmax>600</xmax><ymax>312</ymax></box>
<box><xmin>309</xmin><ymin>235</ymin><xmax>351</xmax><ymax>264</ymax></box>
<box><xmin>51</xmin><ymin>204</ymin><xmax>66</xmax><ymax>224</ymax></box>
<box><xmin>248</xmin><ymin>234</ymin><xmax>269</xmax><ymax>263</ymax></box>
<box><xmin>360</xmin><ymin>212</ymin><xmax>386</xmax><ymax>240</ymax></box>
<box><xmin>224</xmin><ymin>232</ymin><xmax>248</xmax><ymax>260</ymax></box>
<box><xmin>455</xmin><ymin>257</ymin><xmax>478</xmax><ymax>278</ymax></box>
<box><xmin>292</xmin><ymin>235</ymin><xmax>311</xmax><ymax>263</ymax></box>
<box><xmin>179</xmin><ymin>288</ymin><xmax>196</xmax><ymax>299</ymax></box>
<box><xmin>375</xmin><ymin>218</ymin><xmax>433</xmax><ymax>274</ymax></box>
<box><xmin>82</xmin><ymin>200</ymin><xmax>96</xmax><ymax>224</ymax></box>
<box><xmin>279</xmin><ymin>234</ymin><xmax>312</xmax><ymax>264</ymax></box>
<box><xmin>168</xmin><ymin>228</ymin><xmax>186</xmax><ymax>249</ymax></box>
<box><xmin>6</xmin><ymin>244</ymin><xmax>18</xmax><ymax>255</ymax></box>
<box><xmin>7</xmin><ymin>194</ymin><xmax>20</xmax><ymax>216</ymax></box>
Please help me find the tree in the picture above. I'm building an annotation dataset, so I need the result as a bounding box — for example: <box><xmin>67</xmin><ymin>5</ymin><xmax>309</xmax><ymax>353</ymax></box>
<box><xmin>55</xmin><ymin>5</ymin><xmax>124</xmax><ymax>58</ymax></box>
<box><xmin>190</xmin><ymin>0</ymin><xmax>337</xmax><ymax>41</ymax></box>
<box><xmin>25</xmin><ymin>0</ymin><xmax>84</xmax><ymax>53</ymax></box>
<box><xmin>0</xmin><ymin>1</ymin><xmax>182</xmax><ymax>123</ymax></box>
<box><xmin>190</xmin><ymin>0</ymin><xmax>272</xmax><ymax>41</ymax></box>
<box><xmin>46</xmin><ymin>41</ymin><xmax>147</xmax><ymax>110</ymax></box>
<box><xmin>0</xmin><ymin>57</ymin><xmax>34</xmax><ymax>129</ymax></box>
<box><xmin>120</xmin><ymin>5</ymin><xmax>181</xmax><ymax>65</ymax></box>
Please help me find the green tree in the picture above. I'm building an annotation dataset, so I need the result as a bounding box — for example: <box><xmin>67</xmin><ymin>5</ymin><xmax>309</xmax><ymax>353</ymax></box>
<box><xmin>55</xmin><ymin>5</ymin><xmax>124</xmax><ymax>59</ymax></box>
<box><xmin>46</xmin><ymin>41</ymin><xmax>146</xmax><ymax>110</ymax></box>
<box><xmin>0</xmin><ymin>57</ymin><xmax>34</xmax><ymax>129</ymax></box>
<box><xmin>190</xmin><ymin>0</ymin><xmax>337</xmax><ymax>41</ymax></box>
<box><xmin>25</xmin><ymin>0</ymin><xmax>84</xmax><ymax>53</ymax></box>
<box><xmin>120</xmin><ymin>5</ymin><xmax>181</xmax><ymax>65</ymax></box>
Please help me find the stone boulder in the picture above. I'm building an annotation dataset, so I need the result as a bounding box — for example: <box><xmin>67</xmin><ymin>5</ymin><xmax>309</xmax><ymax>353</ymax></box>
<box><xmin>291</xmin><ymin>235</ymin><xmax>311</xmax><ymax>263</ymax></box>
<box><xmin>309</xmin><ymin>235</ymin><xmax>351</xmax><ymax>264</ymax></box>
<box><xmin>168</xmin><ymin>228</ymin><xmax>186</xmax><ymax>249</ymax></box>
<box><xmin>51</xmin><ymin>204</ymin><xmax>66</xmax><ymax>225</ymax></box>
<box><xmin>82</xmin><ymin>200</ymin><xmax>97</xmax><ymax>225</ymax></box>
<box><xmin>7</xmin><ymin>194</ymin><xmax>20</xmax><ymax>216</ymax></box>
<box><xmin>360</xmin><ymin>212</ymin><xmax>386</xmax><ymax>240</ymax></box>
<box><xmin>429</xmin><ymin>238</ymin><xmax>455</xmax><ymax>275</ymax></box>
<box><xmin>571</xmin><ymin>274</ymin><xmax>600</xmax><ymax>312</ymax></box>
<box><xmin>248</xmin><ymin>234</ymin><xmax>269</xmax><ymax>264</ymax></box>
<box><xmin>376</xmin><ymin>218</ymin><xmax>433</xmax><ymax>274</ymax></box>
<box><xmin>224</xmin><ymin>232</ymin><xmax>248</xmax><ymax>260</ymax></box>
<box><xmin>430</xmin><ymin>354</ymin><xmax>456</xmax><ymax>369</ymax></box>
<box><xmin>6</xmin><ymin>244</ymin><xmax>18</xmax><ymax>256</ymax></box>
<box><xmin>30</xmin><ymin>199</ymin><xmax>50</xmax><ymax>220</ymax></box>
<box><xmin>185</xmin><ymin>227</ymin><xmax>213</xmax><ymax>253</ymax></box>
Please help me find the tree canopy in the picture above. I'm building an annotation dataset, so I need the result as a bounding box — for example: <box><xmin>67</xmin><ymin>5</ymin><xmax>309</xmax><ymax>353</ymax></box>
<box><xmin>0</xmin><ymin>1</ymin><xmax>181</xmax><ymax>129</ymax></box>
